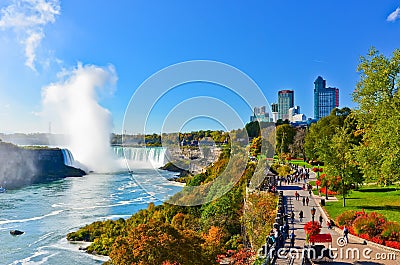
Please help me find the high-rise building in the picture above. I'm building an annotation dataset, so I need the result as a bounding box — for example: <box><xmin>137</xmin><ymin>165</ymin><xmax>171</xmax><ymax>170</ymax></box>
<box><xmin>313</xmin><ymin>76</ymin><xmax>339</xmax><ymax>120</ymax></box>
<box><xmin>278</xmin><ymin>90</ymin><xmax>294</xmax><ymax>121</ymax></box>
<box><xmin>250</xmin><ymin>106</ymin><xmax>270</xmax><ymax>122</ymax></box>
<box><xmin>271</xmin><ymin>103</ymin><xmax>278</xmax><ymax>122</ymax></box>
<box><xmin>288</xmin><ymin>106</ymin><xmax>306</xmax><ymax>122</ymax></box>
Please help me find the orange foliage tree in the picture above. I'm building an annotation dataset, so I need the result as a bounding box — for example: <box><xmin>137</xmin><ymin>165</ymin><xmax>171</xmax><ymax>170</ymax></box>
<box><xmin>109</xmin><ymin>221</ymin><xmax>210</xmax><ymax>265</ymax></box>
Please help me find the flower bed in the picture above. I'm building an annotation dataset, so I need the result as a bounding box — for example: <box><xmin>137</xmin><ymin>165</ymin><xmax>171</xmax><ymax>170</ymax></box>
<box><xmin>304</xmin><ymin>221</ymin><xmax>321</xmax><ymax>236</ymax></box>
<box><xmin>336</xmin><ymin>210</ymin><xmax>400</xmax><ymax>250</ymax></box>
<box><xmin>318</xmin><ymin>187</ymin><xmax>337</xmax><ymax>195</ymax></box>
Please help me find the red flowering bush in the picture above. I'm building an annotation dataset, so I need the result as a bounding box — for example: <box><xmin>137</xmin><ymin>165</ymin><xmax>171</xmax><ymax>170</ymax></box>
<box><xmin>385</xmin><ymin>241</ymin><xmax>400</xmax><ymax>250</ymax></box>
<box><xmin>319</xmin><ymin>187</ymin><xmax>337</xmax><ymax>195</ymax></box>
<box><xmin>381</xmin><ymin>222</ymin><xmax>400</xmax><ymax>242</ymax></box>
<box><xmin>336</xmin><ymin>210</ymin><xmax>358</xmax><ymax>227</ymax></box>
<box><xmin>353</xmin><ymin>212</ymin><xmax>386</xmax><ymax>238</ymax></box>
<box><xmin>312</xmin><ymin>167</ymin><xmax>323</xmax><ymax>173</ymax></box>
<box><xmin>304</xmin><ymin>221</ymin><xmax>321</xmax><ymax>236</ymax></box>
<box><xmin>370</xmin><ymin>237</ymin><xmax>384</xmax><ymax>245</ymax></box>
<box><xmin>336</xmin><ymin>210</ymin><xmax>400</xmax><ymax>250</ymax></box>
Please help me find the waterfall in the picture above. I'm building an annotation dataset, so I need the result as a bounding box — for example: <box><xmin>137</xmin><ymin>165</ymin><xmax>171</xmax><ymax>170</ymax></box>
<box><xmin>112</xmin><ymin>147</ymin><xmax>166</xmax><ymax>169</ymax></box>
<box><xmin>61</xmin><ymin>149</ymin><xmax>75</xmax><ymax>167</ymax></box>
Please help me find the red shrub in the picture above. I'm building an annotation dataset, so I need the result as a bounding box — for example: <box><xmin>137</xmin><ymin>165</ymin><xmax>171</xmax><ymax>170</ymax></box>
<box><xmin>319</xmin><ymin>187</ymin><xmax>337</xmax><ymax>195</ymax></box>
<box><xmin>381</xmin><ymin>222</ymin><xmax>400</xmax><ymax>242</ymax></box>
<box><xmin>385</xmin><ymin>241</ymin><xmax>400</xmax><ymax>250</ymax></box>
<box><xmin>312</xmin><ymin>167</ymin><xmax>323</xmax><ymax>173</ymax></box>
<box><xmin>353</xmin><ymin>212</ymin><xmax>386</xmax><ymax>238</ymax></box>
<box><xmin>370</xmin><ymin>237</ymin><xmax>384</xmax><ymax>245</ymax></box>
<box><xmin>304</xmin><ymin>221</ymin><xmax>321</xmax><ymax>236</ymax></box>
<box><xmin>336</xmin><ymin>210</ymin><xmax>358</xmax><ymax>227</ymax></box>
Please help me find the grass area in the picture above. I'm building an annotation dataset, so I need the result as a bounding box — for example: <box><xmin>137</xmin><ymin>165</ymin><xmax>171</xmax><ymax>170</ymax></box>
<box><xmin>289</xmin><ymin>159</ymin><xmax>312</xmax><ymax>168</ymax></box>
<box><xmin>324</xmin><ymin>185</ymin><xmax>400</xmax><ymax>223</ymax></box>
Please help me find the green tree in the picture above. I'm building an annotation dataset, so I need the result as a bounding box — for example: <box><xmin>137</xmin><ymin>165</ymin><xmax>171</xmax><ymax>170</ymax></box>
<box><xmin>289</xmin><ymin>127</ymin><xmax>306</xmax><ymax>160</ymax></box>
<box><xmin>245</xmin><ymin>121</ymin><xmax>260</xmax><ymax>138</ymax></box>
<box><xmin>353</xmin><ymin>47</ymin><xmax>400</xmax><ymax>185</ymax></box>
<box><xmin>275</xmin><ymin>124</ymin><xmax>295</xmax><ymax>159</ymax></box>
<box><xmin>304</xmin><ymin>107</ymin><xmax>351</xmax><ymax>161</ymax></box>
<box><xmin>318</xmin><ymin>127</ymin><xmax>358</xmax><ymax>207</ymax></box>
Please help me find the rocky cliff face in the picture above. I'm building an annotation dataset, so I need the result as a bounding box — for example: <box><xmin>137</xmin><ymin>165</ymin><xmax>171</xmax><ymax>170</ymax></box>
<box><xmin>0</xmin><ymin>141</ymin><xmax>85</xmax><ymax>189</ymax></box>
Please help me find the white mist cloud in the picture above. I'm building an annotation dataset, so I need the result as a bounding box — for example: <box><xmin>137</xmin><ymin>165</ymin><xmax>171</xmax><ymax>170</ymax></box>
<box><xmin>387</xmin><ymin>7</ymin><xmax>400</xmax><ymax>22</ymax></box>
<box><xmin>0</xmin><ymin>0</ymin><xmax>60</xmax><ymax>70</ymax></box>
<box><xmin>41</xmin><ymin>63</ymin><xmax>119</xmax><ymax>172</ymax></box>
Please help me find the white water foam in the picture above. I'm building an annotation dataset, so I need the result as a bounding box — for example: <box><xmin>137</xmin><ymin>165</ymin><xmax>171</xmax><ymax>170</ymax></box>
<box><xmin>10</xmin><ymin>248</ymin><xmax>58</xmax><ymax>265</ymax></box>
<box><xmin>0</xmin><ymin>210</ymin><xmax>63</xmax><ymax>225</ymax></box>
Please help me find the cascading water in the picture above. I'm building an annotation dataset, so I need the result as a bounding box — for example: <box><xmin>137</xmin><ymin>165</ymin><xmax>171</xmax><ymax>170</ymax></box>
<box><xmin>112</xmin><ymin>147</ymin><xmax>167</xmax><ymax>169</ymax></box>
<box><xmin>61</xmin><ymin>149</ymin><xmax>75</xmax><ymax>167</ymax></box>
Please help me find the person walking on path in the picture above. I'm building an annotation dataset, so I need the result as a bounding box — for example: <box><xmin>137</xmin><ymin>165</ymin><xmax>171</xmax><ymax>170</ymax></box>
<box><xmin>299</xmin><ymin>210</ymin><xmax>304</xmax><ymax>222</ymax></box>
<box><xmin>290</xmin><ymin>211</ymin><xmax>295</xmax><ymax>223</ymax></box>
<box><xmin>343</xmin><ymin>225</ymin><xmax>349</xmax><ymax>244</ymax></box>
<box><xmin>290</xmin><ymin>231</ymin><xmax>295</xmax><ymax>248</ymax></box>
<box><xmin>302</xmin><ymin>196</ymin><xmax>305</xmax><ymax>206</ymax></box>
<box><xmin>319</xmin><ymin>215</ymin><xmax>323</xmax><ymax>226</ymax></box>
<box><xmin>306</xmin><ymin>197</ymin><xmax>309</xmax><ymax>206</ymax></box>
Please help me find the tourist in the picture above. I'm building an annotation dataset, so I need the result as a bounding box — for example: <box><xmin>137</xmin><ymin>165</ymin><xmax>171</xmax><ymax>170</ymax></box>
<box><xmin>290</xmin><ymin>231</ymin><xmax>295</xmax><ymax>248</ymax></box>
<box><xmin>327</xmin><ymin>220</ymin><xmax>332</xmax><ymax>229</ymax></box>
<box><xmin>299</xmin><ymin>210</ymin><xmax>304</xmax><ymax>222</ymax></box>
<box><xmin>319</xmin><ymin>215</ymin><xmax>323</xmax><ymax>225</ymax></box>
<box><xmin>306</xmin><ymin>197</ymin><xmax>309</xmax><ymax>206</ymax></box>
<box><xmin>343</xmin><ymin>225</ymin><xmax>349</xmax><ymax>244</ymax></box>
<box><xmin>290</xmin><ymin>211</ymin><xmax>295</xmax><ymax>223</ymax></box>
<box><xmin>302</xmin><ymin>196</ymin><xmax>305</xmax><ymax>206</ymax></box>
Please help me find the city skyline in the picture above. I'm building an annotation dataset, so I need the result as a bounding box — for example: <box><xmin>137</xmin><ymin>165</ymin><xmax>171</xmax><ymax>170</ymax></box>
<box><xmin>1</xmin><ymin>1</ymin><xmax>400</xmax><ymax>134</ymax></box>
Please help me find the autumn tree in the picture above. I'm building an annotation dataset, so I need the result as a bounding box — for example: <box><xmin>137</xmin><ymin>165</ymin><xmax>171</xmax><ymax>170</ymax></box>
<box><xmin>109</xmin><ymin>222</ymin><xmax>210</xmax><ymax>265</ymax></box>
<box><xmin>243</xmin><ymin>191</ymin><xmax>277</xmax><ymax>250</ymax></box>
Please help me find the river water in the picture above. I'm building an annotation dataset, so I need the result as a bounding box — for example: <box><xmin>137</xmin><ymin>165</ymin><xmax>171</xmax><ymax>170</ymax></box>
<box><xmin>0</xmin><ymin>147</ymin><xmax>182</xmax><ymax>264</ymax></box>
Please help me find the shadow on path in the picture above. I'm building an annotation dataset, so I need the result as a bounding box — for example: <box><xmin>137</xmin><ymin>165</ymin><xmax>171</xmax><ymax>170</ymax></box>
<box><xmin>277</xmin><ymin>186</ymin><xmax>302</xmax><ymax>191</ymax></box>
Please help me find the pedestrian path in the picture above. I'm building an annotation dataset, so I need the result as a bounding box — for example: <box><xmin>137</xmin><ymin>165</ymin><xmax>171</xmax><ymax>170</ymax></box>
<box><xmin>275</xmin><ymin>170</ymin><xmax>399</xmax><ymax>265</ymax></box>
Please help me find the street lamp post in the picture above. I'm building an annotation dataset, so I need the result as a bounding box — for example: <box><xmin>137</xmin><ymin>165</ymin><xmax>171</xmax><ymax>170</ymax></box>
<box><xmin>325</xmin><ymin>178</ymin><xmax>329</xmax><ymax>200</ymax></box>
<box><xmin>316</xmin><ymin>164</ymin><xmax>320</xmax><ymax>191</ymax></box>
<box><xmin>311</xmin><ymin>207</ymin><xmax>316</xmax><ymax>224</ymax></box>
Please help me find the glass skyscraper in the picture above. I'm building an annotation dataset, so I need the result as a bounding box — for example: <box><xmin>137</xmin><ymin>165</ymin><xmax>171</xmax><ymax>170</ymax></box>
<box><xmin>278</xmin><ymin>90</ymin><xmax>294</xmax><ymax>121</ymax></box>
<box><xmin>314</xmin><ymin>76</ymin><xmax>339</xmax><ymax>120</ymax></box>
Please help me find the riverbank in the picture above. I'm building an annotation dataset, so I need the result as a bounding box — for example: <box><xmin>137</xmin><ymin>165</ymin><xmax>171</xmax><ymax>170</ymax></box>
<box><xmin>0</xmin><ymin>141</ymin><xmax>85</xmax><ymax>189</ymax></box>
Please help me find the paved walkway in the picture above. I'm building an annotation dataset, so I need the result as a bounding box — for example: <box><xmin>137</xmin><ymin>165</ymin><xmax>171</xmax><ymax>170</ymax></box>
<box><xmin>275</xmin><ymin>171</ymin><xmax>400</xmax><ymax>265</ymax></box>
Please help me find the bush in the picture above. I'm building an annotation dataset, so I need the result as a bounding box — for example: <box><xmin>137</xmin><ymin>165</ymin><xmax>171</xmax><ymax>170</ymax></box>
<box><xmin>385</xmin><ymin>241</ymin><xmax>400</xmax><ymax>250</ymax></box>
<box><xmin>304</xmin><ymin>221</ymin><xmax>321</xmax><ymax>236</ymax></box>
<box><xmin>352</xmin><ymin>212</ymin><xmax>386</xmax><ymax>238</ymax></box>
<box><xmin>336</xmin><ymin>210</ymin><xmax>358</xmax><ymax>227</ymax></box>
<box><xmin>380</xmin><ymin>222</ymin><xmax>400</xmax><ymax>242</ymax></box>
<box><xmin>319</xmin><ymin>187</ymin><xmax>337</xmax><ymax>195</ymax></box>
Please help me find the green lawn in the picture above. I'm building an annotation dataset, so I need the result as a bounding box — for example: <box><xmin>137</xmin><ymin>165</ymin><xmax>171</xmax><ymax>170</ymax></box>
<box><xmin>289</xmin><ymin>160</ymin><xmax>312</xmax><ymax>168</ymax></box>
<box><xmin>324</xmin><ymin>186</ymin><xmax>400</xmax><ymax>223</ymax></box>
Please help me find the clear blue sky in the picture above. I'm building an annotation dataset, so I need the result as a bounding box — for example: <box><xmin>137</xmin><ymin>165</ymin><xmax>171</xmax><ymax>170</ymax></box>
<box><xmin>1</xmin><ymin>0</ymin><xmax>400</xmax><ymax>133</ymax></box>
